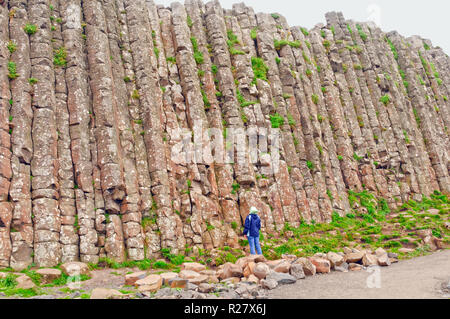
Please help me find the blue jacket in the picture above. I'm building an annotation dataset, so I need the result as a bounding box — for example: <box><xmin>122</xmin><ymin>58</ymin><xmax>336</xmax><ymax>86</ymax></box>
<box><xmin>243</xmin><ymin>213</ymin><xmax>261</xmax><ymax>238</ymax></box>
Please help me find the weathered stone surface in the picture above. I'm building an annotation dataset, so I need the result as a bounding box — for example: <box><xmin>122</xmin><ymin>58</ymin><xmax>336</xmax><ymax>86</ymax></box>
<box><xmin>136</xmin><ymin>274</ymin><xmax>163</xmax><ymax>292</ymax></box>
<box><xmin>253</xmin><ymin>262</ymin><xmax>271</xmax><ymax>280</ymax></box>
<box><xmin>36</xmin><ymin>268</ymin><xmax>62</xmax><ymax>284</ymax></box>
<box><xmin>16</xmin><ymin>275</ymin><xmax>35</xmax><ymax>289</ymax></box>
<box><xmin>90</xmin><ymin>288</ymin><xmax>123</xmax><ymax>299</ymax></box>
<box><xmin>294</xmin><ymin>258</ymin><xmax>316</xmax><ymax>276</ymax></box>
<box><xmin>289</xmin><ymin>263</ymin><xmax>306</xmax><ymax>279</ymax></box>
<box><xmin>266</xmin><ymin>272</ymin><xmax>296</xmax><ymax>285</ymax></box>
<box><xmin>362</xmin><ymin>254</ymin><xmax>379</xmax><ymax>267</ymax></box>
<box><xmin>60</xmin><ymin>262</ymin><xmax>91</xmax><ymax>277</ymax></box>
<box><xmin>309</xmin><ymin>257</ymin><xmax>331</xmax><ymax>273</ymax></box>
<box><xmin>327</xmin><ymin>252</ymin><xmax>344</xmax><ymax>268</ymax></box>
<box><xmin>345</xmin><ymin>251</ymin><xmax>364</xmax><ymax>264</ymax></box>
<box><xmin>181</xmin><ymin>262</ymin><xmax>206</xmax><ymax>272</ymax></box>
<box><xmin>125</xmin><ymin>271</ymin><xmax>147</xmax><ymax>286</ymax></box>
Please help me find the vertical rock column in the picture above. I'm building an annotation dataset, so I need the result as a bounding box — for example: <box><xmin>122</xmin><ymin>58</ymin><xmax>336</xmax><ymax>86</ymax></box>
<box><xmin>28</xmin><ymin>0</ymin><xmax>61</xmax><ymax>267</ymax></box>
<box><xmin>0</xmin><ymin>1</ymin><xmax>13</xmax><ymax>268</ymax></box>
<box><xmin>7</xmin><ymin>0</ymin><xmax>34</xmax><ymax>270</ymax></box>
<box><xmin>60</xmin><ymin>0</ymin><xmax>99</xmax><ymax>263</ymax></box>
<box><xmin>184</xmin><ymin>0</ymin><xmax>241</xmax><ymax>247</ymax></box>
<box><xmin>51</xmin><ymin>1</ymin><xmax>79</xmax><ymax>263</ymax></box>
<box><xmin>104</xmin><ymin>0</ymin><xmax>145</xmax><ymax>261</ymax></box>
<box><xmin>82</xmin><ymin>0</ymin><xmax>126</xmax><ymax>262</ymax></box>
<box><xmin>124</xmin><ymin>0</ymin><xmax>180</xmax><ymax>253</ymax></box>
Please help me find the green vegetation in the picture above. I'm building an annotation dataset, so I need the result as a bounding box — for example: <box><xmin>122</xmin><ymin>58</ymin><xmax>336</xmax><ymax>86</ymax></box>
<box><xmin>7</xmin><ymin>40</ymin><xmax>16</xmax><ymax>54</ymax></box>
<box><xmin>28</xmin><ymin>78</ymin><xmax>38</xmax><ymax>85</ymax></box>
<box><xmin>53</xmin><ymin>47</ymin><xmax>67</xmax><ymax>67</ymax></box>
<box><xmin>187</xmin><ymin>15</ymin><xmax>193</xmax><ymax>28</ymax></box>
<box><xmin>24</xmin><ymin>23</ymin><xmax>38</xmax><ymax>35</ymax></box>
<box><xmin>356</xmin><ymin>24</ymin><xmax>367</xmax><ymax>42</ymax></box>
<box><xmin>380</xmin><ymin>94</ymin><xmax>390</xmax><ymax>106</ymax></box>
<box><xmin>385</xmin><ymin>37</ymin><xmax>398</xmax><ymax>61</ymax></box>
<box><xmin>227</xmin><ymin>30</ymin><xmax>245</xmax><ymax>55</ymax></box>
<box><xmin>251</xmin><ymin>57</ymin><xmax>269</xmax><ymax>85</ymax></box>
<box><xmin>270</xmin><ymin>113</ymin><xmax>285</xmax><ymax>128</ymax></box>
<box><xmin>190</xmin><ymin>37</ymin><xmax>204</xmax><ymax>65</ymax></box>
<box><xmin>231</xmin><ymin>182</ymin><xmax>240</xmax><ymax>195</ymax></box>
<box><xmin>311</xmin><ymin>94</ymin><xmax>319</xmax><ymax>105</ymax></box>
<box><xmin>7</xmin><ymin>61</ymin><xmax>18</xmax><ymax>79</ymax></box>
<box><xmin>300</xmin><ymin>27</ymin><xmax>309</xmax><ymax>36</ymax></box>
<box><xmin>166</xmin><ymin>56</ymin><xmax>176</xmax><ymax>64</ymax></box>
<box><xmin>236</xmin><ymin>88</ymin><xmax>257</xmax><ymax>108</ymax></box>
<box><xmin>250</xmin><ymin>27</ymin><xmax>258</xmax><ymax>40</ymax></box>
<box><xmin>306</xmin><ymin>160</ymin><xmax>314</xmax><ymax>171</ymax></box>
<box><xmin>274</xmin><ymin>39</ymin><xmax>301</xmax><ymax>50</ymax></box>
<box><xmin>261</xmin><ymin>191</ymin><xmax>449</xmax><ymax>261</ymax></box>
<box><xmin>271</xmin><ymin>13</ymin><xmax>280</xmax><ymax>19</ymax></box>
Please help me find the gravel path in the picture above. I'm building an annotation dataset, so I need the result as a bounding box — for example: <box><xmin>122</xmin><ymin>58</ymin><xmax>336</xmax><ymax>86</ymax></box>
<box><xmin>268</xmin><ymin>250</ymin><xmax>450</xmax><ymax>299</ymax></box>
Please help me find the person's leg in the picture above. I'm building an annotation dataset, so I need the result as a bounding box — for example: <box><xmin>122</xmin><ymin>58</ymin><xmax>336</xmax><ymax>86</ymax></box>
<box><xmin>248</xmin><ymin>236</ymin><xmax>256</xmax><ymax>255</ymax></box>
<box><xmin>254</xmin><ymin>235</ymin><xmax>263</xmax><ymax>255</ymax></box>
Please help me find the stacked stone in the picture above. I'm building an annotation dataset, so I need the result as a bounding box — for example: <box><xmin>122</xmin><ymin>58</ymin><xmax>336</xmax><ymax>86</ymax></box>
<box><xmin>82</xmin><ymin>0</ymin><xmax>125</xmax><ymax>262</ymax></box>
<box><xmin>184</xmin><ymin>0</ymin><xmax>242</xmax><ymax>247</ymax></box>
<box><xmin>286</xmin><ymin>21</ymin><xmax>333</xmax><ymax>222</ymax></box>
<box><xmin>124</xmin><ymin>0</ymin><xmax>181</xmax><ymax>253</ymax></box>
<box><xmin>362</xmin><ymin>25</ymin><xmax>426</xmax><ymax>200</ymax></box>
<box><xmin>103</xmin><ymin>0</ymin><xmax>145</xmax><ymax>261</ymax></box>
<box><xmin>50</xmin><ymin>1</ymin><xmax>79</xmax><ymax>263</ymax></box>
<box><xmin>325</xmin><ymin>13</ymin><xmax>391</xmax><ymax>202</ymax></box>
<box><xmin>386</xmin><ymin>33</ymin><xmax>449</xmax><ymax>192</ymax></box>
<box><xmin>27</xmin><ymin>0</ymin><xmax>61</xmax><ymax>267</ymax></box>
<box><xmin>0</xmin><ymin>1</ymin><xmax>13</xmax><ymax>268</ymax></box>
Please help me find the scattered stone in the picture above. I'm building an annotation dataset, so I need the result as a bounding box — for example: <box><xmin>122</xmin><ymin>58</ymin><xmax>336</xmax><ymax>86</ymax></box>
<box><xmin>374</xmin><ymin>247</ymin><xmax>387</xmax><ymax>257</ymax></box>
<box><xmin>179</xmin><ymin>270</ymin><xmax>201</xmax><ymax>280</ymax></box>
<box><xmin>289</xmin><ymin>263</ymin><xmax>306</xmax><ymax>279</ymax></box>
<box><xmin>135</xmin><ymin>274</ymin><xmax>163</xmax><ymax>292</ymax></box>
<box><xmin>362</xmin><ymin>253</ymin><xmax>378</xmax><ymax>266</ymax></box>
<box><xmin>125</xmin><ymin>271</ymin><xmax>147</xmax><ymax>286</ymax></box>
<box><xmin>253</xmin><ymin>262</ymin><xmax>270</xmax><ymax>280</ymax></box>
<box><xmin>220</xmin><ymin>263</ymin><xmax>243</xmax><ymax>279</ymax></box>
<box><xmin>334</xmin><ymin>262</ymin><xmax>349</xmax><ymax>272</ymax></box>
<box><xmin>377</xmin><ymin>253</ymin><xmax>391</xmax><ymax>266</ymax></box>
<box><xmin>220</xmin><ymin>277</ymin><xmax>240</xmax><ymax>285</ymax></box>
<box><xmin>388</xmin><ymin>252</ymin><xmax>398</xmax><ymax>259</ymax></box>
<box><xmin>90</xmin><ymin>288</ymin><xmax>123</xmax><ymax>299</ymax></box>
<box><xmin>181</xmin><ymin>262</ymin><xmax>206</xmax><ymax>273</ymax></box>
<box><xmin>348</xmin><ymin>263</ymin><xmax>362</xmax><ymax>271</ymax></box>
<box><xmin>273</xmin><ymin>260</ymin><xmax>291</xmax><ymax>273</ymax></box>
<box><xmin>343</xmin><ymin>247</ymin><xmax>353</xmax><ymax>254</ymax></box>
<box><xmin>248</xmin><ymin>274</ymin><xmax>259</xmax><ymax>284</ymax></box>
<box><xmin>310</xmin><ymin>257</ymin><xmax>331</xmax><ymax>273</ymax></box>
<box><xmin>265</xmin><ymin>260</ymin><xmax>282</xmax><ymax>269</ymax></box>
<box><xmin>16</xmin><ymin>275</ymin><xmax>36</xmax><ymax>289</ymax></box>
<box><xmin>266</xmin><ymin>272</ymin><xmax>296</xmax><ymax>285</ymax></box>
<box><xmin>169</xmin><ymin>278</ymin><xmax>188</xmax><ymax>289</ymax></box>
<box><xmin>326</xmin><ymin>252</ymin><xmax>344</xmax><ymax>268</ymax></box>
<box><xmin>423</xmin><ymin>236</ymin><xmax>438</xmax><ymax>251</ymax></box>
<box><xmin>345</xmin><ymin>251</ymin><xmax>364</xmax><ymax>263</ymax></box>
<box><xmin>294</xmin><ymin>257</ymin><xmax>316</xmax><ymax>276</ymax></box>
<box><xmin>160</xmin><ymin>272</ymin><xmax>178</xmax><ymax>285</ymax></box>
<box><xmin>36</xmin><ymin>268</ymin><xmax>62</xmax><ymax>284</ymax></box>
<box><xmin>60</xmin><ymin>262</ymin><xmax>91</xmax><ymax>277</ymax></box>
<box><xmin>260</xmin><ymin>279</ymin><xmax>278</xmax><ymax>290</ymax></box>
<box><xmin>198</xmin><ymin>283</ymin><xmax>215</xmax><ymax>293</ymax></box>
<box><xmin>189</xmin><ymin>275</ymin><xmax>209</xmax><ymax>285</ymax></box>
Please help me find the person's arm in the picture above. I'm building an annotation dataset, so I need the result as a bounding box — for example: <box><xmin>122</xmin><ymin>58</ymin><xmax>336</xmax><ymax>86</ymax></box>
<box><xmin>256</xmin><ymin>216</ymin><xmax>261</xmax><ymax>231</ymax></box>
<box><xmin>242</xmin><ymin>216</ymin><xmax>249</xmax><ymax>236</ymax></box>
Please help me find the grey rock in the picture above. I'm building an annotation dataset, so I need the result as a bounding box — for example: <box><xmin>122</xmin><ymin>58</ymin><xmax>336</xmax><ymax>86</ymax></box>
<box><xmin>260</xmin><ymin>279</ymin><xmax>278</xmax><ymax>290</ymax></box>
<box><xmin>289</xmin><ymin>263</ymin><xmax>306</xmax><ymax>279</ymax></box>
<box><xmin>266</xmin><ymin>272</ymin><xmax>297</xmax><ymax>285</ymax></box>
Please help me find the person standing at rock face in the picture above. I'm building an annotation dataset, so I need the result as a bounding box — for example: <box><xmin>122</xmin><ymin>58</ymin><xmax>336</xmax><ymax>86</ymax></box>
<box><xmin>243</xmin><ymin>207</ymin><xmax>263</xmax><ymax>255</ymax></box>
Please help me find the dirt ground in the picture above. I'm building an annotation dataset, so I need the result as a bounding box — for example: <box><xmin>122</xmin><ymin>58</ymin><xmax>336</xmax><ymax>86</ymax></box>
<box><xmin>268</xmin><ymin>250</ymin><xmax>450</xmax><ymax>299</ymax></box>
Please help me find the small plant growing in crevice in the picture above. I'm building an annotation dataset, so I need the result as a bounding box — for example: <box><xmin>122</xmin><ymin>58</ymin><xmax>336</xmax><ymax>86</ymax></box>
<box><xmin>24</xmin><ymin>23</ymin><xmax>38</xmax><ymax>35</ymax></box>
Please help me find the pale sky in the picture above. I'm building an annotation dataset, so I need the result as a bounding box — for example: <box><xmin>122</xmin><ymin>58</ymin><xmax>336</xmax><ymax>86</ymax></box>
<box><xmin>154</xmin><ymin>0</ymin><xmax>450</xmax><ymax>54</ymax></box>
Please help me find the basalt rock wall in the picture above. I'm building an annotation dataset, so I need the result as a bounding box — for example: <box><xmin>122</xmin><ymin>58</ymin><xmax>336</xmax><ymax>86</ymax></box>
<box><xmin>0</xmin><ymin>0</ymin><xmax>448</xmax><ymax>269</ymax></box>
